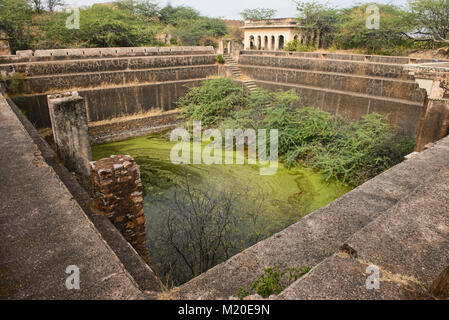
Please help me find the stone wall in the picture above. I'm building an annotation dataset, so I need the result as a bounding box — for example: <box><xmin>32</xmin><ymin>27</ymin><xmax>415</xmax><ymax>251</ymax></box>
<box><xmin>47</xmin><ymin>91</ymin><xmax>92</xmax><ymax>188</ymax></box>
<box><xmin>0</xmin><ymin>46</ymin><xmax>217</xmax><ymax>128</ymax></box>
<box><xmin>237</xmin><ymin>53</ymin><xmax>426</xmax><ymax>137</ymax></box>
<box><xmin>21</xmin><ymin>65</ymin><xmax>216</xmax><ymax>94</ymax></box>
<box><xmin>0</xmin><ymin>55</ymin><xmax>217</xmax><ymax>76</ymax></box>
<box><xmin>15</xmin><ymin>79</ymin><xmax>203</xmax><ymax>127</ymax></box>
<box><xmin>406</xmin><ymin>63</ymin><xmax>449</xmax><ymax>150</ymax></box>
<box><xmin>239</xmin><ymin>54</ymin><xmax>414</xmax><ymax>78</ymax></box>
<box><xmin>0</xmin><ymin>30</ymin><xmax>10</xmax><ymax>56</ymax></box>
<box><xmin>240</xmin><ymin>50</ymin><xmax>445</xmax><ymax>64</ymax></box>
<box><xmin>89</xmin><ymin>111</ymin><xmax>180</xmax><ymax>144</ymax></box>
<box><xmin>91</xmin><ymin>155</ymin><xmax>149</xmax><ymax>262</ymax></box>
<box><xmin>1</xmin><ymin>46</ymin><xmax>214</xmax><ymax>63</ymax></box>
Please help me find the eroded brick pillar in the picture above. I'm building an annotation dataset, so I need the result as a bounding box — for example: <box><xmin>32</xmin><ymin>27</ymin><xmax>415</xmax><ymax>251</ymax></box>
<box><xmin>90</xmin><ymin>155</ymin><xmax>149</xmax><ymax>262</ymax></box>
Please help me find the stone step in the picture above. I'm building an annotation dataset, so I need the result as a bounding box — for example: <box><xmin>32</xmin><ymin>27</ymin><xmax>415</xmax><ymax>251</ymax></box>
<box><xmin>278</xmin><ymin>141</ymin><xmax>449</xmax><ymax>299</ymax></box>
<box><xmin>239</xmin><ymin>55</ymin><xmax>414</xmax><ymax>80</ymax></box>
<box><xmin>238</xmin><ymin>64</ymin><xmax>426</xmax><ymax>103</ymax></box>
<box><xmin>175</xmin><ymin>136</ymin><xmax>449</xmax><ymax>299</ymax></box>
<box><xmin>252</xmin><ymin>79</ymin><xmax>423</xmax><ymax>137</ymax></box>
<box><xmin>21</xmin><ymin>65</ymin><xmax>218</xmax><ymax>94</ymax></box>
<box><xmin>0</xmin><ymin>54</ymin><xmax>217</xmax><ymax>77</ymax></box>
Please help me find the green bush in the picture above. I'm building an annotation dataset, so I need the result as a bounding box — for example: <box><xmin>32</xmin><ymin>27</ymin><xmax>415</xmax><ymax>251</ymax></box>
<box><xmin>177</xmin><ymin>78</ymin><xmax>246</xmax><ymax>127</ymax></box>
<box><xmin>216</xmin><ymin>54</ymin><xmax>225</xmax><ymax>64</ymax></box>
<box><xmin>237</xmin><ymin>264</ymin><xmax>311</xmax><ymax>299</ymax></box>
<box><xmin>1</xmin><ymin>72</ymin><xmax>27</xmax><ymax>95</ymax></box>
<box><xmin>284</xmin><ymin>39</ymin><xmax>316</xmax><ymax>52</ymax></box>
<box><xmin>178</xmin><ymin>79</ymin><xmax>415</xmax><ymax>186</ymax></box>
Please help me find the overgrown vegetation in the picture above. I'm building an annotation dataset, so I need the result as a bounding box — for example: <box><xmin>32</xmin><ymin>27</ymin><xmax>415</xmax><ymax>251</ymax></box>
<box><xmin>237</xmin><ymin>264</ymin><xmax>311</xmax><ymax>299</ymax></box>
<box><xmin>178</xmin><ymin>78</ymin><xmax>416</xmax><ymax>186</ymax></box>
<box><xmin>240</xmin><ymin>8</ymin><xmax>277</xmax><ymax>20</ymax></box>
<box><xmin>177</xmin><ymin>78</ymin><xmax>246</xmax><ymax>127</ymax></box>
<box><xmin>0</xmin><ymin>0</ymin><xmax>228</xmax><ymax>52</ymax></box>
<box><xmin>0</xmin><ymin>72</ymin><xmax>27</xmax><ymax>95</ymax></box>
<box><xmin>283</xmin><ymin>0</ymin><xmax>449</xmax><ymax>55</ymax></box>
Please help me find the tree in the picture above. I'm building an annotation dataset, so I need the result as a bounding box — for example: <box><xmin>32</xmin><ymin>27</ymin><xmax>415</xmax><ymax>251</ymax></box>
<box><xmin>295</xmin><ymin>1</ymin><xmax>341</xmax><ymax>48</ymax></box>
<box><xmin>408</xmin><ymin>0</ymin><xmax>449</xmax><ymax>43</ymax></box>
<box><xmin>153</xmin><ymin>172</ymin><xmax>267</xmax><ymax>284</ymax></box>
<box><xmin>334</xmin><ymin>4</ymin><xmax>413</xmax><ymax>54</ymax></box>
<box><xmin>0</xmin><ymin>0</ymin><xmax>33</xmax><ymax>51</ymax></box>
<box><xmin>30</xmin><ymin>0</ymin><xmax>44</xmax><ymax>13</ymax></box>
<box><xmin>159</xmin><ymin>4</ymin><xmax>201</xmax><ymax>25</ymax></box>
<box><xmin>240</xmin><ymin>8</ymin><xmax>277</xmax><ymax>20</ymax></box>
<box><xmin>116</xmin><ymin>0</ymin><xmax>159</xmax><ymax>20</ymax></box>
<box><xmin>46</xmin><ymin>0</ymin><xmax>64</xmax><ymax>12</ymax></box>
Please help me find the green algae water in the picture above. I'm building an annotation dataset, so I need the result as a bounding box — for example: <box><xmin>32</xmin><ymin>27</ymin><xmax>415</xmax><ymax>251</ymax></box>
<box><xmin>92</xmin><ymin>133</ymin><xmax>351</xmax><ymax>285</ymax></box>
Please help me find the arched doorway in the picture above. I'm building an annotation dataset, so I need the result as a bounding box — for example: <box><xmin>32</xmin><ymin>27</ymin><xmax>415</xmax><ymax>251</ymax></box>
<box><xmin>264</xmin><ymin>36</ymin><xmax>268</xmax><ymax>50</ymax></box>
<box><xmin>279</xmin><ymin>35</ymin><xmax>285</xmax><ymax>50</ymax></box>
<box><xmin>249</xmin><ymin>36</ymin><xmax>255</xmax><ymax>49</ymax></box>
<box><xmin>271</xmin><ymin>36</ymin><xmax>275</xmax><ymax>50</ymax></box>
<box><xmin>257</xmin><ymin>36</ymin><xmax>262</xmax><ymax>50</ymax></box>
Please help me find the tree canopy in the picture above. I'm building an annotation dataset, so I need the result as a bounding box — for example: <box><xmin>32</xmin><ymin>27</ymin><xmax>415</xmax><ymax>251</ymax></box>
<box><xmin>240</xmin><ymin>8</ymin><xmax>277</xmax><ymax>20</ymax></box>
<box><xmin>0</xmin><ymin>0</ymin><xmax>228</xmax><ymax>51</ymax></box>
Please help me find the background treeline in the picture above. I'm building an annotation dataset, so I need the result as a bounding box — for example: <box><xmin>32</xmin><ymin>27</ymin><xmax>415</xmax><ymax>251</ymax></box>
<box><xmin>285</xmin><ymin>0</ymin><xmax>449</xmax><ymax>55</ymax></box>
<box><xmin>0</xmin><ymin>0</ymin><xmax>229</xmax><ymax>52</ymax></box>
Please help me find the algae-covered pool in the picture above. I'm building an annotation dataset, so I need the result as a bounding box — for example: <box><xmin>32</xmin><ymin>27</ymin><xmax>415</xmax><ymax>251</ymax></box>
<box><xmin>92</xmin><ymin>133</ymin><xmax>351</xmax><ymax>285</ymax></box>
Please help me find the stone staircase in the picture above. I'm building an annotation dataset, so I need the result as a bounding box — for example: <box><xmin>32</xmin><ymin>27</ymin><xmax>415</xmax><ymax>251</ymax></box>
<box><xmin>175</xmin><ymin>135</ymin><xmax>449</xmax><ymax>300</ymax></box>
<box><xmin>223</xmin><ymin>54</ymin><xmax>258</xmax><ymax>92</ymax></box>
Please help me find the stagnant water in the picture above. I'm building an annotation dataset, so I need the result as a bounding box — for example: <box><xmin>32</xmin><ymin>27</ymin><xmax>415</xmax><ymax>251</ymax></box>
<box><xmin>92</xmin><ymin>133</ymin><xmax>351</xmax><ymax>285</ymax></box>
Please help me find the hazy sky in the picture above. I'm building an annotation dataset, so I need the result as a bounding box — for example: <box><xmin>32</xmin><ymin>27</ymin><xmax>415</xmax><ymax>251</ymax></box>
<box><xmin>67</xmin><ymin>0</ymin><xmax>409</xmax><ymax>19</ymax></box>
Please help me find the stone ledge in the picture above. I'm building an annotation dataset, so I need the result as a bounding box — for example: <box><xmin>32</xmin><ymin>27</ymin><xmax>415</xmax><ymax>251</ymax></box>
<box><xmin>2</xmin><ymin>92</ymin><xmax>163</xmax><ymax>297</ymax></box>
<box><xmin>176</xmin><ymin>135</ymin><xmax>449</xmax><ymax>300</ymax></box>
<box><xmin>279</xmin><ymin>164</ymin><xmax>449</xmax><ymax>299</ymax></box>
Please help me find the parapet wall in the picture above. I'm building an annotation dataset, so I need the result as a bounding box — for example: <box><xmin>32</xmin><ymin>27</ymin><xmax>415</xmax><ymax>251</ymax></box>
<box><xmin>240</xmin><ymin>50</ymin><xmax>446</xmax><ymax>65</ymax></box>
<box><xmin>1</xmin><ymin>46</ymin><xmax>214</xmax><ymax>63</ymax></box>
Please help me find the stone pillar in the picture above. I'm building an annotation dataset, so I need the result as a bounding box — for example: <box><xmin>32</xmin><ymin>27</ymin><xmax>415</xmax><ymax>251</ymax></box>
<box><xmin>274</xmin><ymin>36</ymin><xmax>279</xmax><ymax>50</ymax></box>
<box><xmin>91</xmin><ymin>155</ymin><xmax>149</xmax><ymax>262</ymax></box>
<box><xmin>0</xmin><ymin>29</ymin><xmax>10</xmax><ymax>56</ymax></box>
<box><xmin>47</xmin><ymin>91</ymin><xmax>92</xmax><ymax>188</ymax></box>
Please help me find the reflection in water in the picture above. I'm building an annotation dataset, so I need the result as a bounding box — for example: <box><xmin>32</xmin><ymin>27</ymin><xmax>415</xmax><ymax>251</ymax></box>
<box><xmin>92</xmin><ymin>133</ymin><xmax>351</xmax><ymax>285</ymax></box>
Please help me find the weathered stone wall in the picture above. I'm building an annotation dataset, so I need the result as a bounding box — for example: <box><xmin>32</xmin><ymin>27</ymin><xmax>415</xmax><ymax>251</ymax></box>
<box><xmin>251</xmin><ymin>80</ymin><xmax>423</xmax><ymax>137</ymax></box>
<box><xmin>89</xmin><ymin>111</ymin><xmax>180</xmax><ymax>144</ymax></box>
<box><xmin>15</xmin><ymin>79</ymin><xmax>203</xmax><ymax>127</ymax></box>
<box><xmin>3</xmin><ymin>47</ymin><xmax>217</xmax><ymax>128</ymax></box>
<box><xmin>239</xmin><ymin>65</ymin><xmax>425</xmax><ymax>102</ymax></box>
<box><xmin>239</xmin><ymin>54</ymin><xmax>414</xmax><ymax>78</ymax></box>
<box><xmin>240</xmin><ymin>50</ymin><xmax>445</xmax><ymax>64</ymax></box>
<box><xmin>47</xmin><ymin>91</ymin><xmax>92</xmax><ymax>188</ymax></box>
<box><xmin>0</xmin><ymin>30</ymin><xmax>10</xmax><ymax>56</ymax></box>
<box><xmin>91</xmin><ymin>155</ymin><xmax>149</xmax><ymax>262</ymax></box>
<box><xmin>1</xmin><ymin>46</ymin><xmax>214</xmax><ymax>63</ymax></box>
<box><xmin>21</xmin><ymin>65</ymin><xmax>216</xmax><ymax>94</ymax></box>
<box><xmin>237</xmin><ymin>53</ymin><xmax>428</xmax><ymax>137</ymax></box>
<box><xmin>0</xmin><ymin>55</ymin><xmax>217</xmax><ymax>76</ymax></box>
<box><xmin>406</xmin><ymin>63</ymin><xmax>449</xmax><ymax>150</ymax></box>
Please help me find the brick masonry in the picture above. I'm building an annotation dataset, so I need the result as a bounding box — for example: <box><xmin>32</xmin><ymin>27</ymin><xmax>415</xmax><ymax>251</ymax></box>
<box><xmin>90</xmin><ymin>155</ymin><xmax>149</xmax><ymax>262</ymax></box>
